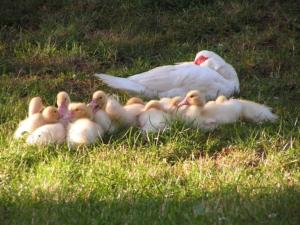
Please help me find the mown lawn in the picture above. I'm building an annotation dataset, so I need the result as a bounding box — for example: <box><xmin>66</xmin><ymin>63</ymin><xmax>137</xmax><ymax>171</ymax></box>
<box><xmin>0</xmin><ymin>0</ymin><xmax>299</xmax><ymax>224</ymax></box>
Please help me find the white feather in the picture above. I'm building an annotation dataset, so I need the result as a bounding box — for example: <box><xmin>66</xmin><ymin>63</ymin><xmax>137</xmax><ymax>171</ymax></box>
<box><xmin>95</xmin><ymin>74</ymin><xmax>156</xmax><ymax>97</ymax></box>
<box><xmin>237</xmin><ymin>99</ymin><xmax>278</xmax><ymax>123</ymax></box>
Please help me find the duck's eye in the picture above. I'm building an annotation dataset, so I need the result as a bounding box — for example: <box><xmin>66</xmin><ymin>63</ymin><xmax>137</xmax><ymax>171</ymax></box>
<box><xmin>190</xmin><ymin>95</ymin><xmax>194</xmax><ymax>98</ymax></box>
<box><xmin>75</xmin><ymin>108</ymin><xmax>80</xmax><ymax>112</ymax></box>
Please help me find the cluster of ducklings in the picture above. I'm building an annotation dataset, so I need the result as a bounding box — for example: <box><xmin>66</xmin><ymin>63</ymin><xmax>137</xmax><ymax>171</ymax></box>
<box><xmin>14</xmin><ymin>90</ymin><xmax>277</xmax><ymax>146</ymax></box>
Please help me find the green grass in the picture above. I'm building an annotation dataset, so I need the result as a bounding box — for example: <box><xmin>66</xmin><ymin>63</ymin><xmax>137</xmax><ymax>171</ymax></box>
<box><xmin>0</xmin><ymin>0</ymin><xmax>300</xmax><ymax>224</ymax></box>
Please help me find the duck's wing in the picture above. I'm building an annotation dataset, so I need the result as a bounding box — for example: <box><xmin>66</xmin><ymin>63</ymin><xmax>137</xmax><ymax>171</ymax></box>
<box><xmin>128</xmin><ymin>64</ymin><xmax>222</xmax><ymax>92</ymax></box>
<box><xmin>154</xmin><ymin>66</ymin><xmax>235</xmax><ymax>99</ymax></box>
<box><xmin>97</xmin><ymin>63</ymin><xmax>236</xmax><ymax>99</ymax></box>
<box><xmin>128</xmin><ymin>65</ymin><xmax>183</xmax><ymax>92</ymax></box>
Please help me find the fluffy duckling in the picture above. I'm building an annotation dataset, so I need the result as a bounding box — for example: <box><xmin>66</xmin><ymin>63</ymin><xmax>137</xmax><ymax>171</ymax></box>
<box><xmin>57</xmin><ymin>91</ymin><xmax>71</xmax><ymax>116</ymax></box>
<box><xmin>178</xmin><ymin>90</ymin><xmax>277</xmax><ymax>130</ymax></box>
<box><xmin>67</xmin><ymin>103</ymin><xmax>104</xmax><ymax>146</ymax></box>
<box><xmin>159</xmin><ymin>97</ymin><xmax>172</xmax><ymax>110</ymax></box>
<box><xmin>28</xmin><ymin>97</ymin><xmax>45</xmax><ymax>116</ymax></box>
<box><xmin>105</xmin><ymin>96</ymin><xmax>141</xmax><ymax>128</ymax></box>
<box><xmin>204</xmin><ymin>95</ymin><xmax>277</xmax><ymax>122</ymax></box>
<box><xmin>158</xmin><ymin>96</ymin><xmax>187</xmax><ymax>120</ymax></box>
<box><xmin>215</xmin><ymin>95</ymin><xmax>228</xmax><ymax>104</ymax></box>
<box><xmin>178</xmin><ymin>90</ymin><xmax>242</xmax><ymax>130</ymax></box>
<box><xmin>126</xmin><ymin>97</ymin><xmax>144</xmax><ymax>106</ymax></box>
<box><xmin>124</xmin><ymin>97</ymin><xmax>145</xmax><ymax>117</ymax></box>
<box><xmin>205</xmin><ymin>95</ymin><xmax>228</xmax><ymax>106</ymax></box>
<box><xmin>138</xmin><ymin>100</ymin><xmax>170</xmax><ymax>133</ymax></box>
<box><xmin>26</xmin><ymin>107</ymin><xmax>65</xmax><ymax>145</ymax></box>
<box><xmin>14</xmin><ymin>106</ymin><xmax>61</xmax><ymax>139</ymax></box>
<box><xmin>89</xmin><ymin>91</ymin><xmax>112</xmax><ymax>132</ymax></box>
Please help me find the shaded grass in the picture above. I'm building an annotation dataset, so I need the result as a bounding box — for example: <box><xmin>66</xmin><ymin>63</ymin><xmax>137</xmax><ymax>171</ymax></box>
<box><xmin>0</xmin><ymin>0</ymin><xmax>299</xmax><ymax>224</ymax></box>
<box><xmin>1</xmin><ymin>188</ymin><xmax>300</xmax><ymax>225</ymax></box>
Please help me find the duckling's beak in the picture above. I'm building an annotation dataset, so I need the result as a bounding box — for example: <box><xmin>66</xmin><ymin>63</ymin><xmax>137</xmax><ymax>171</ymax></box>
<box><xmin>88</xmin><ymin>99</ymin><xmax>98</xmax><ymax>113</ymax></box>
<box><xmin>58</xmin><ymin>103</ymin><xmax>68</xmax><ymax>118</ymax></box>
<box><xmin>64</xmin><ymin>111</ymin><xmax>73</xmax><ymax>121</ymax></box>
<box><xmin>177</xmin><ymin>97</ymin><xmax>189</xmax><ymax>107</ymax></box>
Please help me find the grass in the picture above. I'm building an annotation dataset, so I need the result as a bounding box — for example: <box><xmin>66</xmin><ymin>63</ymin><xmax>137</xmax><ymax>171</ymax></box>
<box><xmin>0</xmin><ymin>0</ymin><xmax>300</xmax><ymax>224</ymax></box>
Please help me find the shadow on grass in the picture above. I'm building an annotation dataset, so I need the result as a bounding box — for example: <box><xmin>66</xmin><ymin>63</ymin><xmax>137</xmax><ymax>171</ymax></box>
<box><xmin>0</xmin><ymin>187</ymin><xmax>299</xmax><ymax>225</ymax></box>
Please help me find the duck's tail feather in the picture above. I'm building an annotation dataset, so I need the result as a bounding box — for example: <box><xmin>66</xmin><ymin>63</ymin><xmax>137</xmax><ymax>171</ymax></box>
<box><xmin>94</xmin><ymin>73</ymin><xmax>151</xmax><ymax>95</ymax></box>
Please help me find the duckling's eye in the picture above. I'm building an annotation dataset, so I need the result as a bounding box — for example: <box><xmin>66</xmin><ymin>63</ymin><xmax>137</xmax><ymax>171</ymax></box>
<box><xmin>75</xmin><ymin>108</ymin><xmax>80</xmax><ymax>112</ymax></box>
<box><xmin>190</xmin><ymin>95</ymin><xmax>194</xmax><ymax>98</ymax></box>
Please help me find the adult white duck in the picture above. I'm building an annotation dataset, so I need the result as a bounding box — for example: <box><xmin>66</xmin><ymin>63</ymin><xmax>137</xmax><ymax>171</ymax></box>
<box><xmin>95</xmin><ymin>50</ymin><xmax>239</xmax><ymax>99</ymax></box>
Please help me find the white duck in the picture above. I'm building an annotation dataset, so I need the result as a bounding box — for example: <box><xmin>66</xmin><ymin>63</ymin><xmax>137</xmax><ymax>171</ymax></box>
<box><xmin>138</xmin><ymin>100</ymin><xmax>170</xmax><ymax>133</ymax></box>
<box><xmin>26</xmin><ymin>106</ymin><xmax>65</xmax><ymax>145</ymax></box>
<box><xmin>178</xmin><ymin>90</ymin><xmax>277</xmax><ymax>130</ymax></box>
<box><xmin>95</xmin><ymin>50</ymin><xmax>239</xmax><ymax>99</ymax></box>
<box><xmin>14</xmin><ymin>101</ymin><xmax>59</xmax><ymax>139</ymax></box>
<box><xmin>67</xmin><ymin>103</ymin><xmax>104</xmax><ymax>146</ymax></box>
<box><xmin>88</xmin><ymin>90</ymin><xmax>112</xmax><ymax>132</ymax></box>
